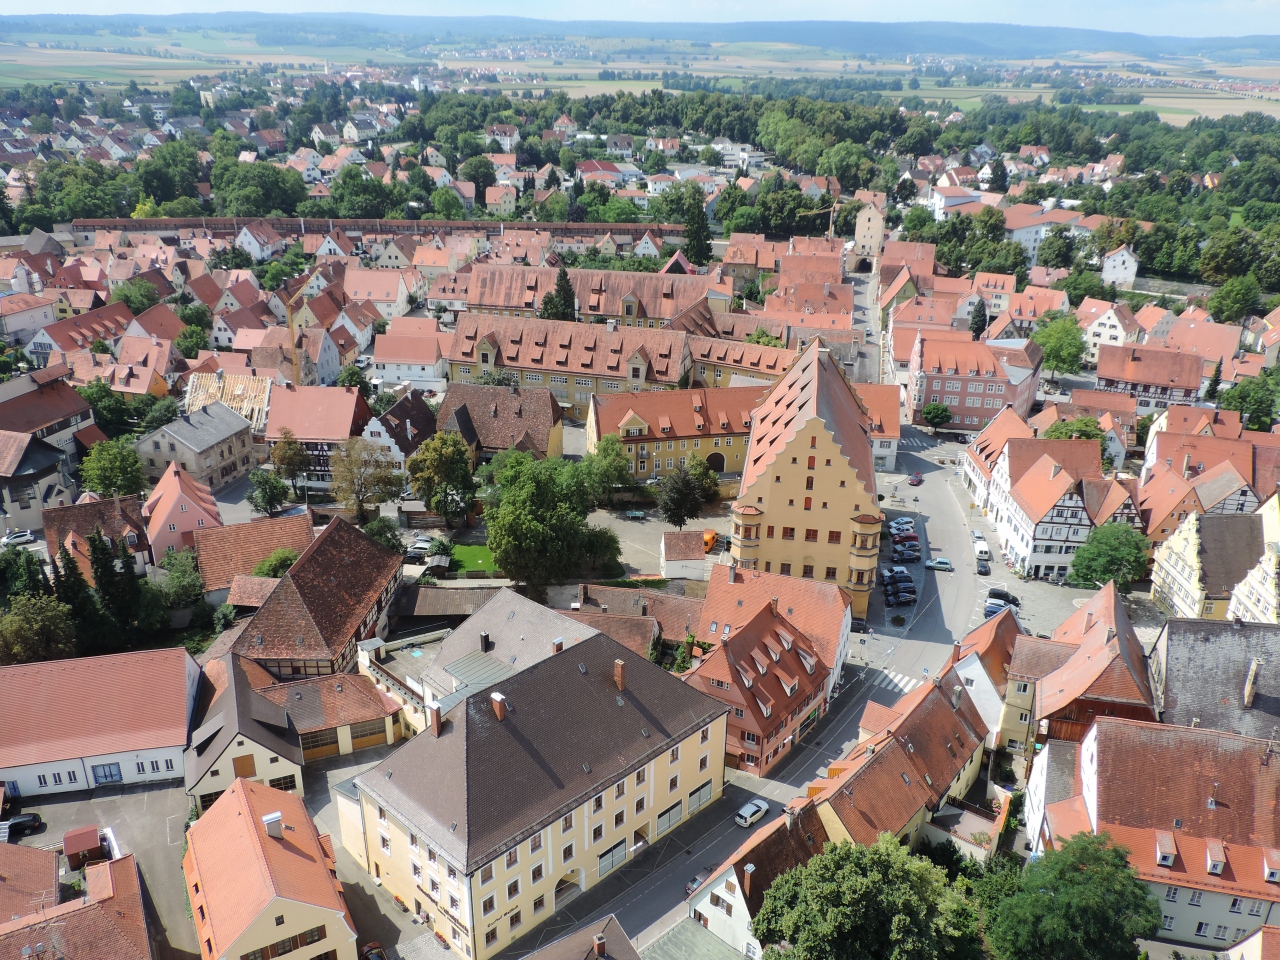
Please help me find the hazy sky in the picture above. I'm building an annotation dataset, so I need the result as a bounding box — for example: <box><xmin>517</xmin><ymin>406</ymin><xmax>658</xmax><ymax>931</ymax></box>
<box><xmin>21</xmin><ymin>1</ymin><xmax>1280</xmax><ymax>36</ymax></box>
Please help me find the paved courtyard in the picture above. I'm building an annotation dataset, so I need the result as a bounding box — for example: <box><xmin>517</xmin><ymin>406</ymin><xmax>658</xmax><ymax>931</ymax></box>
<box><xmin>589</xmin><ymin>502</ymin><xmax>732</xmax><ymax>577</ymax></box>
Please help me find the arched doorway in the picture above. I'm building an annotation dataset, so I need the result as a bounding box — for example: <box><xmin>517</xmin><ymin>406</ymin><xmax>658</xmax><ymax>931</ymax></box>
<box><xmin>853</xmin><ymin>257</ymin><xmax>873</xmax><ymax>273</ymax></box>
<box><xmin>555</xmin><ymin>873</ymin><xmax>582</xmax><ymax>910</ymax></box>
<box><xmin>706</xmin><ymin>452</ymin><xmax>725</xmax><ymax>472</ymax></box>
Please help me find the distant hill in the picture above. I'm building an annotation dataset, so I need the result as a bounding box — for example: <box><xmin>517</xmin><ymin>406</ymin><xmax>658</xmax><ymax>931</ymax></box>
<box><xmin>2</xmin><ymin>14</ymin><xmax>1280</xmax><ymax>61</ymax></box>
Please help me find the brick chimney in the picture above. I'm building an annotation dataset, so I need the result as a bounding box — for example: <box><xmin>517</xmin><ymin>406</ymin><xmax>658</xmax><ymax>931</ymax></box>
<box><xmin>426</xmin><ymin>700</ymin><xmax>442</xmax><ymax>737</ymax></box>
<box><xmin>743</xmin><ymin>862</ymin><xmax>756</xmax><ymax>900</ymax></box>
<box><xmin>1245</xmin><ymin>657</ymin><xmax>1262</xmax><ymax>708</ymax></box>
<box><xmin>592</xmin><ymin>933</ymin><xmax>607</xmax><ymax>957</ymax></box>
<box><xmin>614</xmin><ymin>659</ymin><xmax>626</xmax><ymax>691</ymax></box>
<box><xmin>770</xmin><ymin>596</ymin><xmax>779</xmax><ymax>616</ymax></box>
<box><xmin>490</xmin><ymin>692</ymin><xmax>506</xmax><ymax>721</ymax></box>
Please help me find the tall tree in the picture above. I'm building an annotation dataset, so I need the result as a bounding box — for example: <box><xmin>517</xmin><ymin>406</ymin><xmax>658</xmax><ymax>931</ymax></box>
<box><xmin>108</xmin><ymin>277</ymin><xmax>161</xmax><ymax>315</ymax></box>
<box><xmin>407</xmin><ymin>432</ymin><xmax>478</xmax><ymax>527</ymax></box>
<box><xmin>362</xmin><ymin>516</ymin><xmax>406</xmax><ymax>555</ymax></box>
<box><xmin>1205</xmin><ymin>358</ymin><xmax>1223</xmax><ymax>401</ymax></box>
<box><xmin>753</xmin><ymin>834</ymin><xmax>981</xmax><ymax>960</ymax></box>
<box><xmin>246</xmin><ymin>469</ymin><xmax>289</xmax><ymax>517</ymax></box>
<box><xmin>969</xmin><ymin>299</ymin><xmax>989</xmax><ymax>340</ymax></box>
<box><xmin>989</xmin><ymin>832</ymin><xmax>1160</xmax><ymax>960</ymax></box>
<box><xmin>987</xmin><ymin>158</ymin><xmax>1008</xmax><ymax>192</ymax></box>
<box><xmin>579</xmin><ymin>433</ymin><xmax>632</xmax><ymax>508</ymax></box>
<box><xmin>921</xmin><ymin>402</ymin><xmax>953</xmax><ymax>431</ymax></box>
<box><xmin>539</xmin><ymin>266</ymin><xmax>578</xmax><ymax>321</ymax></box>
<box><xmin>1031</xmin><ymin>315</ymin><xmax>1087</xmax><ymax>383</ymax></box>
<box><xmin>0</xmin><ymin>545</ymin><xmax>50</xmax><ymax>606</ymax></box>
<box><xmin>269</xmin><ymin>427</ymin><xmax>311</xmax><ymax>496</ymax></box>
<box><xmin>53</xmin><ymin>545</ymin><xmax>117</xmax><ymax>656</ymax></box>
<box><xmin>174</xmin><ymin>325</ymin><xmax>209</xmax><ymax>359</ymax></box>
<box><xmin>329</xmin><ymin>437</ymin><xmax>406</xmax><ymax>523</ymax></box>
<box><xmin>655</xmin><ymin>466</ymin><xmax>707</xmax><ymax>530</ymax></box>
<box><xmin>337</xmin><ymin>364</ymin><xmax>374</xmax><ymax>397</ymax></box>
<box><xmin>1068</xmin><ymin>527</ymin><xmax>1151</xmax><ymax>594</ymax></box>
<box><xmin>80</xmin><ymin>437</ymin><xmax>146</xmax><ymax>496</ymax></box>
<box><xmin>0</xmin><ymin>594</ymin><xmax>77</xmax><ymax>665</ymax></box>
<box><xmin>683</xmin><ymin>201</ymin><xmax>713</xmax><ymax>266</ymax></box>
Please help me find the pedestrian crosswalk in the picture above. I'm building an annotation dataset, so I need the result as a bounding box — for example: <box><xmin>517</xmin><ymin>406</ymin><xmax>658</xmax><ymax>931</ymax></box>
<box><xmin>869</xmin><ymin>670</ymin><xmax>924</xmax><ymax>693</ymax></box>
<box><xmin>899</xmin><ymin>436</ymin><xmax>930</xmax><ymax>449</ymax></box>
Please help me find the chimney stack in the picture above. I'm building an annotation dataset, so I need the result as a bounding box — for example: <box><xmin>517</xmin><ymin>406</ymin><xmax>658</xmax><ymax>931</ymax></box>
<box><xmin>552</xmin><ymin>638</ymin><xmax>564</xmax><ymax>654</ymax></box>
<box><xmin>592</xmin><ymin>934</ymin><xmax>607</xmax><ymax>957</ymax></box>
<box><xmin>1183</xmin><ymin>454</ymin><xmax>1192</xmax><ymax>479</ymax></box>
<box><xmin>785</xmin><ymin>807</ymin><xmax>795</xmax><ymax>831</ymax></box>
<box><xmin>1245</xmin><ymin>657</ymin><xmax>1263</xmax><ymax>708</ymax></box>
<box><xmin>771</xmin><ymin>596</ymin><xmax>779</xmax><ymax>616</ymax></box>
<box><xmin>426</xmin><ymin>700</ymin><xmax>442</xmax><ymax>737</ymax></box>
<box><xmin>491</xmin><ymin>692</ymin><xmax>506</xmax><ymax>721</ymax></box>
<box><xmin>614</xmin><ymin>659</ymin><xmax>626</xmax><ymax>692</ymax></box>
<box><xmin>480</xmin><ymin>630</ymin><xmax>490</xmax><ymax>652</ymax></box>
<box><xmin>262</xmin><ymin>811</ymin><xmax>283</xmax><ymax>839</ymax></box>
<box><xmin>743</xmin><ymin>862</ymin><xmax>756</xmax><ymax>900</ymax></box>
<box><xmin>952</xmin><ymin>685</ymin><xmax>963</xmax><ymax>709</ymax></box>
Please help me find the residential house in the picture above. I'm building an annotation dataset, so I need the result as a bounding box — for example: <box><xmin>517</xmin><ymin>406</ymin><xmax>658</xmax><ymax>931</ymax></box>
<box><xmin>264</xmin><ymin>385</ymin><xmax>373</xmax><ymax>489</ymax></box>
<box><xmin>1101</xmin><ymin>244</ymin><xmax>1139</xmax><ymax>288</ymax></box>
<box><xmin>231</xmin><ymin>518</ymin><xmax>403</xmax><ymax>679</ymax></box>
<box><xmin>185</xmin><ymin>653</ymin><xmax>304</xmax><ymax>813</ymax></box>
<box><xmin>684</xmin><ymin>597</ymin><xmax>829</xmax><ymax>777</ymax></box>
<box><xmin>362</xmin><ymin>389</ymin><xmax>436</xmax><ymax>472</ymax></box>
<box><xmin>210</xmin><ymin>305</ymin><xmax>268</xmax><ymax>350</ymax></box>
<box><xmin>0</xmin><ymin>843</ymin><xmax>58</xmax><ymax>929</ymax></box>
<box><xmin>0</xmin><ymin>292</ymin><xmax>58</xmax><ymax>345</ymax></box>
<box><xmin>728</xmin><ymin>342</ymin><xmax>883</xmax><ymax>617</ymax></box>
<box><xmin>341</xmin><ymin>267</ymin><xmax>412</xmax><ymax>318</ymax></box>
<box><xmin>1024</xmin><ymin>718</ymin><xmax>1280</xmax><ymax>949</ymax></box>
<box><xmin>659</xmin><ymin>531</ymin><xmax>707</xmax><ymax>580</ymax></box>
<box><xmin>1029</xmin><ymin>401</ymin><xmax>1130</xmax><ymax>465</ymax></box>
<box><xmin>687</xmin><ymin>336</ymin><xmax>795</xmax><ymax>389</ymax></box>
<box><xmin>1151</xmin><ymin>512</ymin><xmax>1264</xmax><ymax>619</ymax></box>
<box><xmin>182</xmin><ymin>371</ymin><xmax>273</xmax><ymax>433</ymax></box>
<box><xmin>124</xmin><ymin>303</ymin><xmax>187</xmax><ymax>343</ymax></box>
<box><xmin>485</xmin><ymin>123</ymin><xmax>520</xmax><ymax>152</ymax></box>
<box><xmin>586</xmin><ymin>385</ymin><xmax>764</xmax><ymax>480</ymax></box>
<box><xmin>0</xmin><ymin>368</ymin><xmax>101</xmax><ymax>466</ymax></box>
<box><xmin>0</xmin><ymin>430</ymin><xmax>75</xmax><ymax>533</ymax></box>
<box><xmin>907</xmin><ymin>334</ymin><xmax>1043</xmax><ymax>430</ymax></box>
<box><xmin>698</xmin><ymin>565</ymin><xmax>853</xmax><ymax>704</ymax></box>
<box><xmin>1096</xmin><ymin>344</ymin><xmax>1204</xmax><ymax>414</ymax></box>
<box><xmin>1138</xmin><ymin>457</ymin><xmax>1259</xmax><ymax>554</ymax></box>
<box><xmin>0</xmin><ymin>648</ymin><xmax>199</xmax><ymax>797</ymax></box>
<box><xmin>142</xmin><ymin>463</ymin><xmax>223</xmax><ymax>556</ymax></box>
<box><xmin>135</xmin><ymin>403</ymin><xmax>253</xmax><ymax>492</ymax></box>
<box><xmin>255</xmin><ymin>672</ymin><xmax>401</xmax><ymax>762</ymax></box>
<box><xmin>371</xmin><ymin>330</ymin><xmax>452</xmax><ymax>393</ymax></box>
<box><xmin>854</xmin><ymin>383</ymin><xmax>902</xmax><ymax>471</ymax></box>
<box><xmin>375</xmin><ymin>235</ymin><xmax>419</xmax><ymax>270</ymax></box>
<box><xmin>962</xmin><ymin>407</ymin><xmax>1035</xmax><ymax>510</ymax></box>
<box><xmin>485</xmin><ymin>185</ymin><xmax>517</xmax><ymax>216</ymax></box>
<box><xmin>999</xmin><ymin>583</ymin><xmax>1154</xmax><ymax>760</ymax></box>
<box><xmin>0</xmin><ymin>854</ymin><xmax>156</xmax><ymax>960</ymax></box>
<box><xmin>25</xmin><ymin>302</ymin><xmax>133</xmax><ymax>366</ymax></box>
<box><xmin>183</xmin><ymin>779</ymin><xmax>357</xmax><ymax>960</ymax></box>
<box><xmin>1135</xmin><ymin>303</ymin><xmax>1178</xmax><ymax>343</ymax></box>
<box><xmin>191</xmin><ymin>512</ymin><xmax>316</xmax><ymax>605</ymax></box>
<box><xmin>435</xmin><ymin>383</ymin><xmax>564</xmax><ymax>463</ymax></box>
<box><xmin>234</xmin><ymin>221</ymin><xmax>286</xmax><ymax>262</ymax></box>
<box><xmin>949</xmin><ymin>609</ymin><xmax>1023</xmax><ymax>749</ymax></box>
<box><xmin>348</xmin><ymin>633</ymin><xmax>729</xmax><ymax>959</ymax></box>
<box><xmin>1000</xmin><ymin>204</ymin><xmax>1080</xmax><ymax>263</ymax></box>
<box><xmin>42</xmin><ymin>492</ymin><xmax>150</xmax><ymax>582</ymax></box>
<box><xmin>1076</xmin><ymin>298</ymin><xmax>1140</xmax><ymax>365</ymax></box>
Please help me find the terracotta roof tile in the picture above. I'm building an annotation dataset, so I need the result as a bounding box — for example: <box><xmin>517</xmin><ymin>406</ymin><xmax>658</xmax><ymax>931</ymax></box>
<box><xmin>0</xmin><ymin>845</ymin><xmax>59</xmax><ymax>922</ymax></box>
<box><xmin>1097</xmin><ymin>344</ymin><xmax>1203</xmax><ymax>391</ymax></box>
<box><xmin>558</xmin><ymin>611</ymin><xmax>659</xmax><ymax>658</ymax></box>
<box><xmin>192</xmin><ymin>512</ymin><xmax>316</xmax><ymax>592</ymax></box>
<box><xmin>255</xmin><ymin>673</ymin><xmax>400</xmax><ymax>733</ymax></box>
<box><xmin>436</xmin><ymin>383</ymin><xmax>561</xmax><ymax>456</ymax></box>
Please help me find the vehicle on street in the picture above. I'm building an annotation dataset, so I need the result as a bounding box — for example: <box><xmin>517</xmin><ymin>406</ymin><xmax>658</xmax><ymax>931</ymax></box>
<box><xmin>976</xmin><ymin>559</ymin><xmax>991</xmax><ymax>576</ymax></box>
<box><xmin>4</xmin><ymin>812</ymin><xmax>42</xmax><ymax>838</ymax></box>
<box><xmin>987</xmin><ymin>588</ymin><xmax>1021</xmax><ymax>607</ymax></box>
<box><xmin>0</xmin><ymin>530</ymin><xmax>34</xmax><ymax>547</ymax></box>
<box><xmin>971</xmin><ymin>530</ymin><xmax>986</xmax><ymax>542</ymax></box>
<box><xmin>361</xmin><ymin>944</ymin><xmax>389</xmax><ymax>960</ymax></box>
<box><xmin>702</xmin><ymin>529</ymin><xmax>718</xmax><ymax>553</ymax></box>
<box><xmin>973</xmin><ymin>541</ymin><xmax>991</xmax><ymax>561</ymax></box>
<box><xmin>893</xmin><ymin>550</ymin><xmax>921</xmax><ymax>564</ymax></box>
<box><xmin>884</xmin><ymin>591</ymin><xmax>917</xmax><ymax>607</ymax></box>
<box><xmin>907</xmin><ymin>473</ymin><xmax>924</xmax><ymax>486</ymax></box>
<box><xmin>735</xmin><ymin>798</ymin><xmax>770</xmax><ymax>828</ymax></box>
<box><xmin>924</xmin><ymin>558</ymin><xmax>954</xmax><ymax>571</ymax></box>
<box><xmin>686</xmin><ymin>867</ymin><xmax>712</xmax><ymax>895</ymax></box>
<box><xmin>405</xmin><ymin>550</ymin><xmax>428</xmax><ymax>564</ymax></box>
<box><xmin>892</xmin><ymin>533</ymin><xmax>919</xmax><ymax>545</ymax></box>
<box><xmin>984</xmin><ymin>599</ymin><xmax>1010</xmax><ymax>618</ymax></box>
<box><xmin>850</xmin><ymin>618</ymin><xmax>868</xmax><ymax>634</ymax></box>
<box><xmin>879</xmin><ymin>568</ymin><xmax>914</xmax><ymax>586</ymax></box>
<box><xmin>888</xmin><ymin>517</ymin><xmax>915</xmax><ymax>530</ymax></box>
<box><xmin>625</xmin><ymin>510</ymin><xmax>646</xmax><ymax>519</ymax></box>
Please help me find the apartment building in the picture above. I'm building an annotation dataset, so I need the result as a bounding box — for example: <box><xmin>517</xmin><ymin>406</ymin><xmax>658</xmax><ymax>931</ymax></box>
<box><xmin>135</xmin><ymin>402</ymin><xmax>253</xmax><ymax>492</ymax></box>
<box><xmin>687</xmin><ymin>335</ymin><xmax>795</xmax><ymax>387</ymax></box>
<box><xmin>1076</xmin><ymin>298</ymin><xmax>1140</xmax><ymax>365</ymax></box>
<box><xmin>1151</xmin><ymin>513</ymin><xmax>1264</xmax><ymax>620</ymax></box>
<box><xmin>1096</xmin><ymin>344</ymin><xmax>1204</xmax><ymax>413</ymax></box>
<box><xmin>586</xmin><ymin>385</ymin><xmax>765</xmax><ymax>480</ymax></box>
<box><xmin>907</xmin><ymin>333</ymin><xmax>1042</xmax><ymax>431</ymax></box>
<box><xmin>263</xmin><ymin>385</ymin><xmax>373</xmax><ymax>489</ymax></box>
<box><xmin>350</xmin><ymin>635</ymin><xmax>728</xmax><ymax>960</ymax></box>
<box><xmin>729</xmin><ymin>343</ymin><xmax>882</xmax><ymax>618</ymax></box>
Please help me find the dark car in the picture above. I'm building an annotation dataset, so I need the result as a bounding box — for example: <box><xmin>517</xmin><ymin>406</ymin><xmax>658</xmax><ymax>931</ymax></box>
<box><xmin>987</xmin><ymin>588</ymin><xmax>1021</xmax><ymax>607</ymax></box>
<box><xmin>884</xmin><ymin>592</ymin><xmax>917</xmax><ymax>607</ymax></box>
<box><xmin>880</xmin><ymin>570</ymin><xmax>914</xmax><ymax>587</ymax></box>
<box><xmin>892</xmin><ymin>533</ymin><xmax>919</xmax><ymax>545</ymax></box>
<box><xmin>907</xmin><ymin>473</ymin><xmax>924</xmax><ymax>486</ymax></box>
<box><xmin>4</xmin><ymin>813</ymin><xmax>42</xmax><ymax>838</ymax></box>
<box><xmin>976</xmin><ymin>559</ymin><xmax>991</xmax><ymax>576</ymax></box>
<box><xmin>850</xmin><ymin>618</ymin><xmax>868</xmax><ymax>634</ymax></box>
<box><xmin>893</xmin><ymin>550</ymin><xmax>921</xmax><ymax>564</ymax></box>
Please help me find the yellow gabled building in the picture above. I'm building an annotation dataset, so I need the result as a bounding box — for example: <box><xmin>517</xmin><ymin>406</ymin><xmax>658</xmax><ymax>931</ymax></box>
<box><xmin>729</xmin><ymin>341</ymin><xmax>883</xmax><ymax>617</ymax></box>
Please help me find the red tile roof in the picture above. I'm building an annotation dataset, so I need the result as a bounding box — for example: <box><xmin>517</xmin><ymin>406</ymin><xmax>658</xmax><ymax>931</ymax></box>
<box><xmin>255</xmin><ymin>673</ymin><xmax>400</xmax><ymax>732</ymax></box>
<box><xmin>589</xmin><ymin>386</ymin><xmax>765</xmax><ymax>444</ymax></box>
<box><xmin>1097</xmin><ymin>344</ymin><xmax>1203</xmax><ymax>391</ymax></box>
<box><xmin>264</xmin><ymin>385</ymin><xmax>372</xmax><ymax>443</ymax></box>
<box><xmin>0</xmin><ymin>845</ymin><xmax>59</xmax><ymax>922</ymax></box>
<box><xmin>192</xmin><ymin>512</ymin><xmax>316</xmax><ymax>592</ymax></box>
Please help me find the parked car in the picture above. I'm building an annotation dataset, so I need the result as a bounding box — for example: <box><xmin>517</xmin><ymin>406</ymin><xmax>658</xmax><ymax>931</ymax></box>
<box><xmin>971</xmin><ymin>530</ymin><xmax>986</xmax><ymax>542</ymax></box>
<box><xmin>735</xmin><ymin>798</ymin><xmax>770</xmax><ymax>828</ymax></box>
<box><xmin>893</xmin><ymin>550</ymin><xmax>921</xmax><ymax>564</ymax></box>
<box><xmin>984</xmin><ymin>599</ymin><xmax>1010</xmax><ymax>618</ymax></box>
<box><xmin>361</xmin><ymin>944</ymin><xmax>389</xmax><ymax>960</ymax></box>
<box><xmin>888</xmin><ymin>518</ymin><xmax>915</xmax><ymax>531</ymax></box>
<box><xmin>924</xmin><ymin>558</ymin><xmax>954</xmax><ymax>571</ymax></box>
<box><xmin>879</xmin><ymin>568</ymin><xmax>913</xmax><ymax>586</ymax></box>
<box><xmin>850</xmin><ymin>618</ymin><xmax>868</xmax><ymax>634</ymax></box>
<box><xmin>686</xmin><ymin>867</ymin><xmax>713</xmax><ymax>896</ymax></box>
<box><xmin>987</xmin><ymin>588</ymin><xmax>1021</xmax><ymax>607</ymax></box>
<box><xmin>892</xmin><ymin>533</ymin><xmax>919</xmax><ymax>545</ymax></box>
<box><xmin>976</xmin><ymin>559</ymin><xmax>991</xmax><ymax>576</ymax></box>
<box><xmin>0</xmin><ymin>530</ymin><xmax>34</xmax><ymax>547</ymax></box>
<box><xmin>405</xmin><ymin>550</ymin><xmax>428</xmax><ymax>564</ymax></box>
<box><xmin>4</xmin><ymin>812</ymin><xmax>42</xmax><ymax>838</ymax></box>
<box><xmin>884</xmin><ymin>591</ymin><xmax>917</xmax><ymax>607</ymax></box>
<box><xmin>907</xmin><ymin>473</ymin><xmax>924</xmax><ymax>486</ymax></box>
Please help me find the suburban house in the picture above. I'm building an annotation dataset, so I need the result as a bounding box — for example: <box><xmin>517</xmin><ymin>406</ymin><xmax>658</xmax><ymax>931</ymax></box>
<box><xmin>1101</xmin><ymin>244</ymin><xmax>1139</xmax><ymax>287</ymax></box>
<box><xmin>230</xmin><ymin>518</ymin><xmax>403</xmax><ymax>679</ymax></box>
<box><xmin>135</xmin><ymin>402</ymin><xmax>253</xmax><ymax>492</ymax></box>
<box><xmin>362</xmin><ymin>389</ymin><xmax>437</xmax><ymax>472</ymax></box>
<box><xmin>586</xmin><ymin>385</ymin><xmax>764</xmax><ymax>481</ymax></box>
<box><xmin>191</xmin><ymin>511</ymin><xmax>316</xmax><ymax>606</ymax></box>
<box><xmin>1076</xmin><ymin>298</ymin><xmax>1140</xmax><ymax>365</ymax></box>
<box><xmin>683</xmin><ymin>597</ymin><xmax>829</xmax><ymax>777</ymax></box>
<box><xmin>435</xmin><ymin>383</ymin><xmax>565</xmax><ymax>462</ymax></box>
<box><xmin>999</xmin><ymin>584</ymin><xmax>1155</xmax><ymax>762</ymax></box>
<box><xmin>371</xmin><ymin>331</ymin><xmax>452</xmax><ymax>393</ymax></box>
<box><xmin>962</xmin><ymin>407</ymin><xmax>1036</xmax><ymax>510</ymax></box>
<box><xmin>1095</xmin><ymin>344</ymin><xmax>1204</xmax><ymax>413</ymax></box>
<box><xmin>0</xmin><ymin>648</ymin><xmax>200</xmax><ymax>797</ymax></box>
<box><xmin>141</xmin><ymin>463</ymin><xmax>223</xmax><ymax>556</ymax></box>
<box><xmin>0</xmin><ymin>368</ymin><xmax>101</xmax><ymax>466</ymax></box>
<box><xmin>729</xmin><ymin>342</ymin><xmax>883</xmax><ymax>618</ymax></box>
<box><xmin>907</xmin><ymin>334</ymin><xmax>1042</xmax><ymax>430</ymax></box>
<box><xmin>42</xmin><ymin>492</ymin><xmax>150</xmax><ymax>582</ymax></box>
<box><xmin>341</xmin><ymin>267</ymin><xmax>412</xmax><ymax>318</ymax></box>
<box><xmin>1151</xmin><ymin>512</ymin><xmax>1264</xmax><ymax>620</ymax></box>
<box><xmin>234</xmin><ymin>221</ymin><xmax>286</xmax><ymax>261</ymax></box>
<box><xmin>24</xmin><ymin>302</ymin><xmax>133</xmax><ymax>366</ymax></box>
<box><xmin>949</xmin><ymin>608</ymin><xmax>1022</xmax><ymax>749</ymax></box>
<box><xmin>185</xmin><ymin>653</ymin><xmax>305</xmax><ymax>813</ymax></box>
<box><xmin>659</xmin><ymin>531</ymin><xmax>707</xmax><ymax>580</ymax></box>
<box><xmin>0</xmin><ymin>292</ymin><xmax>58</xmax><ymax>345</ymax></box>
<box><xmin>347</xmin><ymin>634</ymin><xmax>728</xmax><ymax>959</ymax></box>
<box><xmin>183</xmin><ymin>778</ymin><xmax>358</xmax><ymax>960</ymax></box>
<box><xmin>1024</xmin><ymin>718</ymin><xmax>1279</xmax><ymax>949</ymax></box>
<box><xmin>0</xmin><ymin>430</ymin><xmax>75</xmax><ymax>532</ymax></box>
<box><xmin>264</xmin><ymin>385</ymin><xmax>373</xmax><ymax>490</ymax></box>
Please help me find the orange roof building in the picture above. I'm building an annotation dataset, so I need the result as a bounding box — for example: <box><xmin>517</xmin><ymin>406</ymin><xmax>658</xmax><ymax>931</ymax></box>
<box><xmin>183</xmin><ymin>778</ymin><xmax>356</xmax><ymax>960</ymax></box>
<box><xmin>142</xmin><ymin>462</ymin><xmax>223</xmax><ymax>556</ymax></box>
<box><xmin>729</xmin><ymin>341</ymin><xmax>882</xmax><ymax>618</ymax></box>
<box><xmin>192</xmin><ymin>512</ymin><xmax>316</xmax><ymax>599</ymax></box>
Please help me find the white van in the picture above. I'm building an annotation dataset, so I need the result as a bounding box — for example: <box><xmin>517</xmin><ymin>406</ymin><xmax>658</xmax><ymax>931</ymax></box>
<box><xmin>973</xmin><ymin>541</ymin><xmax>991</xmax><ymax>561</ymax></box>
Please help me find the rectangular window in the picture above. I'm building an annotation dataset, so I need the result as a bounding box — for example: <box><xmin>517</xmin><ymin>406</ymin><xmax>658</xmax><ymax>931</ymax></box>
<box><xmin>592</xmin><ymin>824</ymin><xmax>604</xmax><ymax>843</ymax></box>
<box><xmin>1189</xmin><ymin>891</ymin><xmax>1203</xmax><ymax>906</ymax></box>
<box><xmin>506</xmin><ymin>849</ymin><xmax>519</xmax><ymax>869</ymax></box>
<box><xmin>481</xmin><ymin>864</ymin><xmax>493</xmax><ymax>884</ymax></box>
<box><xmin>598</xmin><ymin>839</ymin><xmax>627</xmax><ymax>877</ymax></box>
<box><xmin>562</xmin><ymin>813</ymin><xmax>573</xmax><ymax>832</ymax></box>
<box><xmin>781</xmin><ymin>527</ymin><xmax>794</xmax><ymax>540</ymax></box>
<box><xmin>510</xmin><ymin>911</ymin><xmax>522</xmax><ymax>930</ymax></box>
<box><xmin>670</xmin><ymin>746</ymin><xmax>680</xmax><ymax>762</ymax></box>
<box><xmin>534</xmin><ymin>894</ymin><xmax>546</xmax><ymax>913</ymax></box>
<box><xmin>614</xmin><ymin>810</ymin><xmax>625</xmax><ymax>828</ymax></box>
<box><xmin>268</xmin><ymin>774</ymin><xmax>297</xmax><ymax>791</ymax></box>
<box><xmin>530</xmin><ymin>834</ymin><xmax>542</xmax><ymax>854</ymax></box>
<box><xmin>507</xmin><ymin>879</ymin><xmax>519</xmax><ymax>899</ymax></box>
<box><xmin>563</xmin><ymin>842</ymin><xmax>574</xmax><ymax>862</ymax></box>
<box><xmin>780</xmin><ymin>563</ymin><xmax>792</xmax><ymax>576</ymax></box>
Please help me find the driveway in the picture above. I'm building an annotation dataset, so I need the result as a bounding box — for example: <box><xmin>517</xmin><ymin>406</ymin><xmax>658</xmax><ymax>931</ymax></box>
<box><xmin>213</xmin><ymin>474</ymin><xmax>255</xmax><ymax>526</ymax></box>
<box><xmin>12</xmin><ymin>783</ymin><xmax>198</xmax><ymax>960</ymax></box>
<box><xmin>589</xmin><ymin>503</ymin><xmax>732</xmax><ymax>577</ymax></box>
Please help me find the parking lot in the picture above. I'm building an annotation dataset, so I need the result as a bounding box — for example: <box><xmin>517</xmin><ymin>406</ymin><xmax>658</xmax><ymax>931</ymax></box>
<box><xmin>11</xmin><ymin>782</ymin><xmax>199</xmax><ymax>960</ymax></box>
<box><xmin>588</xmin><ymin>502</ymin><xmax>733</xmax><ymax>577</ymax></box>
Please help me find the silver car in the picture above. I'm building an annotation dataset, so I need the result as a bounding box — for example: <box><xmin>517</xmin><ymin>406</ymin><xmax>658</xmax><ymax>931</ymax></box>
<box><xmin>735</xmin><ymin>798</ymin><xmax>770</xmax><ymax>828</ymax></box>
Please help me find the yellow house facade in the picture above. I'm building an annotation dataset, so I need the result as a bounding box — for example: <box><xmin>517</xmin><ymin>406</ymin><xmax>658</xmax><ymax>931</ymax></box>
<box><xmin>730</xmin><ymin>342</ymin><xmax>883</xmax><ymax>618</ymax></box>
<box><xmin>350</xmin><ymin>638</ymin><xmax>729</xmax><ymax>960</ymax></box>
<box><xmin>1152</xmin><ymin>512</ymin><xmax>1264</xmax><ymax>621</ymax></box>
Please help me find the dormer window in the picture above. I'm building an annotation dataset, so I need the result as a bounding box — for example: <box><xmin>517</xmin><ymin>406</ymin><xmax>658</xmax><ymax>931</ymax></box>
<box><xmin>1155</xmin><ymin>831</ymin><xmax>1177</xmax><ymax>868</ymax></box>
<box><xmin>1266</xmin><ymin>850</ymin><xmax>1280</xmax><ymax>883</ymax></box>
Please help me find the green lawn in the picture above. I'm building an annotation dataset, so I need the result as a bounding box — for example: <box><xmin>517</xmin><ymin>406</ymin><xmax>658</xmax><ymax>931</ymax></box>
<box><xmin>452</xmin><ymin>544</ymin><xmax>498</xmax><ymax>574</ymax></box>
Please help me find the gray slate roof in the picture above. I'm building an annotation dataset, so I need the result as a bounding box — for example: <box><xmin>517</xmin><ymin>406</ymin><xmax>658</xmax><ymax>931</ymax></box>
<box><xmin>640</xmin><ymin>919</ymin><xmax>743</xmax><ymax>960</ymax></box>
<box><xmin>140</xmin><ymin>401</ymin><xmax>251</xmax><ymax>453</ymax></box>
<box><xmin>1156</xmin><ymin>619</ymin><xmax>1280</xmax><ymax>738</ymax></box>
<box><xmin>1197</xmin><ymin>513</ymin><xmax>1264</xmax><ymax>598</ymax></box>
<box><xmin>356</xmin><ymin>632</ymin><xmax>728</xmax><ymax>872</ymax></box>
